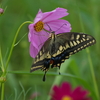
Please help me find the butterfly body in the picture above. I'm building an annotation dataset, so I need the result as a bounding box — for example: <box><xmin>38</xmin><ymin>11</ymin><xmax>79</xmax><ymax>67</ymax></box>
<box><xmin>30</xmin><ymin>32</ymin><xmax>96</xmax><ymax>81</ymax></box>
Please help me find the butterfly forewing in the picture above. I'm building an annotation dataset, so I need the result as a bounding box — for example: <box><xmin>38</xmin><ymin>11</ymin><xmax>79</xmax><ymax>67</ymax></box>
<box><xmin>50</xmin><ymin>32</ymin><xmax>96</xmax><ymax>57</ymax></box>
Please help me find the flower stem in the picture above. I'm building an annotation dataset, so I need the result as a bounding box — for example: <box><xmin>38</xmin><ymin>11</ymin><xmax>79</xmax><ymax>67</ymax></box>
<box><xmin>5</xmin><ymin>21</ymin><xmax>32</xmax><ymax>71</ymax></box>
<box><xmin>75</xmin><ymin>1</ymin><xmax>99</xmax><ymax>99</ymax></box>
<box><xmin>1</xmin><ymin>83</ymin><xmax>5</xmax><ymax>100</ymax></box>
<box><xmin>0</xmin><ymin>47</ymin><xmax>4</xmax><ymax>72</ymax></box>
<box><xmin>86</xmin><ymin>49</ymin><xmax>99</xmax><ymax>100</ymax></box>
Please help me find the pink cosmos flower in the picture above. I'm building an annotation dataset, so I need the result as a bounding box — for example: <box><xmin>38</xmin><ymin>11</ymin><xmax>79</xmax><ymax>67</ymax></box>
<box><xmin>51</xmin><ymin>82</ymin><xmax>91</xmax><ymax>100</ymax></box>
<box><xmin>28</xmin><ymin>8</ymin><xmax>72</xmax><ymax>58</ymax></box>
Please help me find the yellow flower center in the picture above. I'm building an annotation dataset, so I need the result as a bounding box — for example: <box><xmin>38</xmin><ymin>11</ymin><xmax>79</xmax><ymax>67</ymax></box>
<box><xmin>62</xmin><ymin>96</ymin><xmax>73</xmax><ymax>100</ymax></box>
<box><xmin>34</xmin><ymin>21</ymin><xmax>44</xmax><ymax>32</ymax></box>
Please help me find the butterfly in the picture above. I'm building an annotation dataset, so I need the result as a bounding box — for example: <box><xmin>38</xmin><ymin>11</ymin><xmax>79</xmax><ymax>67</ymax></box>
<box><xmin>30</xmin><ymin>31</ymin><xmax>96</xmax><ymax>81</ymax></box>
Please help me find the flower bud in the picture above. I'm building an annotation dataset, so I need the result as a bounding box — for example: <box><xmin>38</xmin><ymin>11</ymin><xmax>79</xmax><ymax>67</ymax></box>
<box><xmin>0</xmin><ymin>8</ymin><xmax>4</xmax><ymax>14</ymax></box>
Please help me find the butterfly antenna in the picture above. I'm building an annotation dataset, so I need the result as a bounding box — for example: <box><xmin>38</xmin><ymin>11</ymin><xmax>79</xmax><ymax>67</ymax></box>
<box><xmin>43</xmin><ymin>71</ymin><xmax>47</xmax><ymax>81</ymax></box>
<box><xmin>45</xmin><ymin>23</ymin><xmax>52</xmax><ymax>32</ymax></box>
<box><xmin>55</xmin><ymin>23</ymin><xmax>67</xmax><ymax>32</ymax></box>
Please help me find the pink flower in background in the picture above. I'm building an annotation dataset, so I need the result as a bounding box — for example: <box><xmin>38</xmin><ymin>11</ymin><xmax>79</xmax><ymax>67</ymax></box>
<box><xmin>28</xmin><ymin>8</ymin><xmax>71</xmax><ymax>58</ymax></box>
<box><xmin>29</xmin><ymin>92</ymin><xmax>40</xmax><ymax>99</ymax></box>
<box><xmin>0</xmin><ymin>8</ymin><xmax>4</xmax><ymax>14</ymax></box>
<box><xmin>51</xmin><ymin>82</ymin><xmax>91</xmax><ymax>100</ymax></box>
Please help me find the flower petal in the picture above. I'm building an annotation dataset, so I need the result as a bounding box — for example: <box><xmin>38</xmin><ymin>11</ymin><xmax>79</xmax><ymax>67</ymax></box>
<box><xmin>51</xmin><ymin>82</ymin><xmax>72</xmax><ymax>100</ymax></box>
<box><xmin>51</xmin><ymin>85</ymin><xmax>63</xmax><ymax>100</ymax></box>
<box><xmin>28</xmin><ymin>23</ymin><xmax>35</xmax><ymax>42</ymax></box>
<box><xmin>72</xmin><ymin>86</ymin><xmax>90</xmax><ymax>100</ymax></box>
<box><xmin>42</xmin><ymin>8</ymin><xmax>69</xmax><ymax>22</ymax></box>
<box><xmin>44</xmin><ymin>19</ymin><xmax>71</xmax><ymax>34</ymax></box>
<box><xmin>28</xmin><ymin>23</ymin><xmax>49</xmax><ymax>58</ymax></box>
<box><xmin>60</xmin><ymin>82</ymin><xmax>72</xmax><ymax>95</ymax></box>
<box><xmin>34</xmin><ymin>9</ymin><xmax>43</xmax><ymax>24</ymax></box>
<box><xmin>29</xmin><ymin>43</ymin><xmax>39</xmax><ymax>58</ymax></box>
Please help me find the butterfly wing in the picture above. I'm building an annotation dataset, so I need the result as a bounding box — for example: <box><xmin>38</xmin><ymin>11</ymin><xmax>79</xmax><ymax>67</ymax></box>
<box><xmin>42</xmin><ymin>32</ymin><xmax>96</xmax><ymax>69</ymax></box>
<box><xmin>30</xmin><ymin>36</ymin><xmax>53</xmax><ymax>72</ymax></box>
<box><xmin>51</xmin><ymin>32</ymin><xmax>96</xmax><ymax>57</ymax></box>
<box><xmin>30</xmin><ymin>32</ymin><xmax>96</xmax><ymax>81</ymax></box>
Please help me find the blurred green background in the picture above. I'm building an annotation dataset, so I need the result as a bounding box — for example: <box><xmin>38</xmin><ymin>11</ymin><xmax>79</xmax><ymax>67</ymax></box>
<box><xmin>0</xmin><ymin>0</ymin><xmax>100</xmax><ymax>100</ymax></box>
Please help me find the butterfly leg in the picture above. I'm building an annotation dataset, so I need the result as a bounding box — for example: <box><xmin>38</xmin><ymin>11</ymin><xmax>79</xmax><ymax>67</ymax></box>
<box><xmin>43</xmin><ymin>71</ymin><xmax>47</xmax><ymax>81</ymax></box>
<box><xmin>58</xmin><ymin>66</ymin><xmax>61</xmax><ymax>75</ymax></box>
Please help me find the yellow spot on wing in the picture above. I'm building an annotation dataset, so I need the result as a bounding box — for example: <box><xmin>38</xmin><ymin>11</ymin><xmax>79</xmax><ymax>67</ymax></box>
<box><xmin>66</xmin><ymin>43</ymin><xmax>70</xmax><ymax>48</ymax></box>
<box><xmin>57</xmin><ymin>50</ymin><xmax>61</xmax><ymax>55</ymax></box>
<box><xmin>71</xmin><ymin>34</ymin><xmax>74</xmax><ymax>40</ymax></box>
<box><xmin>74</xmin><ymin>50</ymin><xmax>77</xmax><ymax>53</ymax></box>
<box><xmin>77</xmin><ymin>41</ymin><xmax>80</xmax><ymax>44</ymax></box>
<box><xmin>39</xmin><ymin>51</ymin><xmax>42</xmax><ymax>56</ymax></box>
<box><xmin>59</xmin><ymin>45</ymin><xmax>63</xmax><ymax>51</ymax></box>
<box><xmin>82</xmin><ymin>38</ymin><xmax>86</xmax><ymax>41</ymax></box>
<box><xmin>70</xmin><ymin>41</ymin><xmax>73</xmax><ymax>47</ymax></box>
<box><xmin>70</xmin><ymin>52</ymin><xmax>73</xmax><ymax>55</ymax></box>
<box><xmin>82</xmin><ymin>35</ymin><xmax>85</xmax><ymax>38</ymax></box>
<box><xmin>73</xmin><ymin>41</ymin><xmax>77</xmax><ymax>46</ymax></box>
<box><xmin>92</xmin><ymin>40</ymin><xmax>95</xmax><ymax>43</ymax></box>
<box><xmin>76</xmin><ymin>35</ymin><xmax>80</xmax><ymax>39</ymax></box>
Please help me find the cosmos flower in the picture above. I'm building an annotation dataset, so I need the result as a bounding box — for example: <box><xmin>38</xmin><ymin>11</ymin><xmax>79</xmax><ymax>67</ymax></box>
<box><xmin>28</xmin><ymin>8</ymin><xmax>72</xmax><ymax>58</ymax></box>
<box><xmin>51</xmin><ymin>82</ymin><xmax>91</xmax><ymax>100</ymax></box>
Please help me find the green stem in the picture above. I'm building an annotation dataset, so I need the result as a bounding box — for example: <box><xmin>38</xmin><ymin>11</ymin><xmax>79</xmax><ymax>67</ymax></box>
<box><xmin>0</xmin><ymin>47</ymin><xmax>4</xmax><ymax>72</ymax></box>
<box><xmin>75</xmin><ymin>1</ymin><xmax>99</xmax><ymax>99</ymax></box>
<box><xmin>1</xmin><ymin>83</ymin><xmax>5</xmax><ymax>100</ymax></box>
<box><xmin>5</xmin><ymin>21</ymin><xmax>32</xmax><ymax>71</ymax></box>
<box><xmin>86</xmin><ymin>49</ymin><xmax>99</xmax><ymax>100</ymax></box>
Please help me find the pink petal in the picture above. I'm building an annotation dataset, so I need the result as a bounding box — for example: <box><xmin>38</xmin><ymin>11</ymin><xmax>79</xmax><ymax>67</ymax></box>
<box><xmin>52</xmin><ymin>85</ymin><xmax>61</xmax><ymax>94</ymax></box>
<box><xmin>33</xmin><ymin>31</ymin><xmax>48</xmax><ymax>48</ymax></box>
<box><xmin>72</xmin><ymin>86</ymin><xmax>89</xmax><ymax>99</ymax></box>
<box><xmin>29</xmin><ymin>43</ymin><xmax>39</xmax><ymax>58</ymax></box>
<box><xmin>34</xmin><ymin>9</ymin><xmax>43</xmax><ymax>24</ymax></box>
<box><xmin>51</xmin><ymin>85</ymin><xmax>63</xmax><ymax>100</ymax></box>
<box><xmin>51</xmin><ymin>82</ymin><xmax>72</xmax><ymax>100</ymax></box>
<box><xmin>28</xmin><ymin>23</ymin><xmax>35</xmax><ymax>42</ymax></box>
<box><xmin>28</xmin><ymin>26</ymin><xmax>49</xmax><ymax>58</ymax></box>
<box><xmin>42</xmin><ymin>8</ymin><xmax>69</xmax><ymax>22</ymax></box>
<box><xmin>44</xmin><ymin>19</ymin><xmax>72</xmax><ymax>34</ymax></box>
<box><xmin>60</xmin><ymin>82</ymin><xmax>72</xmax><ymax>95</ymax></box>
<box><xmin>29</xmin><ymin>23</ymin><xmax>49</xmax><ymax>43</ymax></box>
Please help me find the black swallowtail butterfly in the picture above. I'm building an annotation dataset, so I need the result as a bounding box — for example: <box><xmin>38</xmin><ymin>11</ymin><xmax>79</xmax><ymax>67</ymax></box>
<box><xmin>30</xmin><ymin>31</ymin><xmax>96</xmax><ymax>81</ymax></box>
